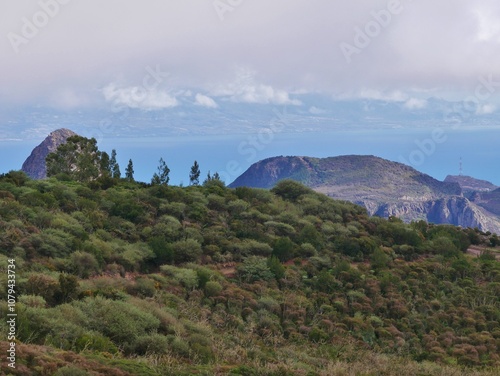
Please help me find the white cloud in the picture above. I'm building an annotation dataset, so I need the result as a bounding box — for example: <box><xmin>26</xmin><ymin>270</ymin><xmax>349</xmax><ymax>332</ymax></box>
<box><xmin>475</xmin><ymin>8</ymin><xmax>500</xmax><ymax>42</ymax></box>
<box><xmin>476</xmin><ymin>104</ymin><xmax>496</xmax><ymax>115</ymax></box>
<box><xmin>102</xmin><ymin>84</ymin><xmax>179</xmax><ymax>110</ymax></box>
<box><xmin>195</xmin><ymin>93</ymin><xmax>218</xmax><ymax>108</ymax></box>
<box><xmin>49</xmin><ymin>89</ymin><xmax>91</xmax><ymax>110</ymax></box>
<box><xmin>404</xmin><ymin>98</ymin><xmax>428</xmax><ymax>110</ymax></box>
<box><xmin>3</xmin><ymin>1</ymin><xmax>500</xmax><ymax>110</ymax></box>
<box><xmin>211</xmin><ymin>68</ymin><xmax>301</xmax><ymax>105</ymax></box>
<box><xmin>309</xmin><ymin>106</ymin><xmax>326</xmax><ymax>114</ymax></box>
<box><xmin>358</xmin><ymin>89</ymin><xmax>408</xmax><ymax>102</ymax></box>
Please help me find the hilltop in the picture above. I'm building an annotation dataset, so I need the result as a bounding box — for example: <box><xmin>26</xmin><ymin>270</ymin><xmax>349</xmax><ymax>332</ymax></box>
<box><xmin>229</xmin><ymin>155</ymin><xmax>500</xmax><ymax>234</ymax></box>
<box><xmin>445</xmin><ymin>175</ymin><xmax>498</xmax><ymax>196</ymax></box>
<box><xmin>21</xmin><ymin>128</ymin><xmax>78</xmax><ymax>179</ymax></box>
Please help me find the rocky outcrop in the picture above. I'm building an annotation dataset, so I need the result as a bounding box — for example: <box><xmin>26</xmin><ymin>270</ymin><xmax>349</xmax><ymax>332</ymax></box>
<box><xmin>444</xmin><ymin>175</ymin><xmax>498</xmax><ymax>198</ymax></box>
<box><xmin>21</xmin><ymin>128</ymin><xmax>78</xmax><ymax>179</ymax></box>
<box><xmin>375</xmin><ymin>197</ymin><xmax>500</xmax><ymax>234</ymax></box>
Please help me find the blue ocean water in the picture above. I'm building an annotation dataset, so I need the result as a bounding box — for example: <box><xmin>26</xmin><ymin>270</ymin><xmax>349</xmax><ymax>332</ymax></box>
<box><xmin>1</xmin><ymin>128</ymin><xmax>499</xmax><ymax>186</ymax></box>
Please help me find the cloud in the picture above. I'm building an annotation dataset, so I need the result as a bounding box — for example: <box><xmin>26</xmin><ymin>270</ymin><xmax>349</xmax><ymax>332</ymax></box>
<box><xmin>49</xmin><ymin>89</ymin><xmax>91</xmax><ymax>110</ymax></box>
<box><xmin>309</xmin><ymin>106</ymin><xmax>326</xmax><ymax>115</ymax></box>
<box><xmin>476</xmin><ymin>104</ymin><xmax>496</xmax><ymax>115</ymax></box>
<box><xmin>102</xmin><ymin>84</ymin><xmax>179</xmax><ymax>110</ymax></box>
<box><xmin>2</xmin><ymin>1</ymin><xmax>500</xmax><ymax>110</ymax></box>
<box><xmin>211</xmin><ymin>68</ymin><xmax>301</xmax><ymax>105</ymax></box>
<box><xmin>348</xmin><ymin>89</ymin><xmax>408</xmax><ymax>102</ymax></box>
<box><xmin>475</xmin><ymin>8</ymin><xmax>500</xmax><ymax>42</ymax></box>
<box><xmin>404</xmin><ymin>98</ymin><xmax>428</xmax><ymax>110</ymax></box>
<box><xmin>194</xmin><ymin>93</ymin><xmax>218</xmax><ymax>108</ymax></box>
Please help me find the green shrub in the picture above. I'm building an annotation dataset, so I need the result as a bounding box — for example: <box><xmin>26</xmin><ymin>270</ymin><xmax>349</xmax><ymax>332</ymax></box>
<box><xmin>172</xmin><ymin>239</ymin><xmax>203</xmax><ymax>263</ymax></box>
<box><xmin>237</xmin><ymin>256</ymin><xmax>274</xmax><ymax>283</ymax></box>
<box><xmin>133</xmin><ymin>333</ymin><xmax>169</xmax><ymax>355</ymax></box>
<box><xmin>54</xmin><ymin>366</ymin><xmax>89</xmax><ymax>376</ymax></box>
<box><xmin>75</xmin><ymin>296</ymin><xmax>160</xmax><ymax>345</ymax></box>
<box><xmin>204</xmin><ymin>281</ymin><xmax>223</xmax><ymax>297</ymax></box>
<box><xmin>160</xmin><ymin>265</ymin><xmax>199</xmax><ymax>290</ymax></box>
<box><xmin>74</xmin><ymin>330</ymin><xmax>119</xmax><ymax>354</ymax></box>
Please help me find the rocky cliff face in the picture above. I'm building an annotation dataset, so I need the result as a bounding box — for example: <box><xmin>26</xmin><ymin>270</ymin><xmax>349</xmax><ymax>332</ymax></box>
<box><xmin>230</xmin><ymin>155</ymin><xmax>500</xmax><ymax>234</ymax></box>
<box><xmin>375</xmin><ymin>197</ymin><xmax>500</xmax><ymax>234</ymax></box>
<box><xmin>21</xmin><ymin>128</ymin><xmax>78</xmax><ymax>179</ymax></box>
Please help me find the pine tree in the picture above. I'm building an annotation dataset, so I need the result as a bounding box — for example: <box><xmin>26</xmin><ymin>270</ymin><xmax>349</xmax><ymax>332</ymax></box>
<box><xmin>203</xmin><ymin>171</ymin><xmax>212</xmax><ymax>185</ymax></box>
<box><xmin>189</xmin><ymin>160</ymin><xmax>201</xmax><ymax>186</ymax></box>
<box><xmin>110</xmin><ymin>149</ymin><xmax>121</xmax><ymax>178</ymax></box>
<box><xmin>125</xmin><ymin>159</ymin><xmax>134</xmax><ymax>181</ymax></box>
<box><xmin>151</xmin><ymin>157</ymin><xmax>170</xmax><ymax>185</ymax></box>
<box><xmin>100</xmin><ymin>151</ymin><xmax>111</xmax><ymax>177</ymax></box>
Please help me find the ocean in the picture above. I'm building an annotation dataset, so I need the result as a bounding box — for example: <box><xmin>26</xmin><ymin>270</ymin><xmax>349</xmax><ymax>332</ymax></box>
<box><xmin>1</xmin><ymin>128</ymin><xmax>499</xmax><ymax>186</ymax></box>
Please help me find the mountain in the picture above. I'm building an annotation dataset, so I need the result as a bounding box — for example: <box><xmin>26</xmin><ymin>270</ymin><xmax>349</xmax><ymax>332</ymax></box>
<box><xmin>469</xmin><ymin>188</ymin><xmax>500</xmax><ymax>217</ymax></box>
<box><xmin>229</xmin><ymin>155</ymin><xmax>500</xmax><ymax>234</ymax></box>
<box><xmin>21</xmin><ymin>128</ymin><xmax>78</xmax><ymax>179</ymax></box>
<box><xmin>445</xmin><ymin>175</ymin><xmax>498</xmax><ymax>196</ymax></box>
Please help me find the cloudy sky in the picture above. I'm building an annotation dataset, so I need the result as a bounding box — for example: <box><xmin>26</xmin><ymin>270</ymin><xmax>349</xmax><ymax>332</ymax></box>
<box><xmin>2</xmin><ymin>0</ymin><xmax>500</xmax><ymax>113</ymax></box>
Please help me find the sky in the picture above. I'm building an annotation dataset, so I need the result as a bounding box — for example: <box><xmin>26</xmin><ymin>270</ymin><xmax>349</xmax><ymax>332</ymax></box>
<box><xmin>2</xmin><ymin>0</ymin><xmax>500</xmax><ymax>109</ymax></box>
<box><xmin>1</xmin><ymin>0</ymin><xmax>500</xmax><ymax>183</ymax></box>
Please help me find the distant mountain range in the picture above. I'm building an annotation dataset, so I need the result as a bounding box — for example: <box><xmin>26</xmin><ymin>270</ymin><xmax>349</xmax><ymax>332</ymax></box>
<box><xmin>229</xmin><ymin>155</ymin><xmax>500</xmax><ymax>234</ymax></box>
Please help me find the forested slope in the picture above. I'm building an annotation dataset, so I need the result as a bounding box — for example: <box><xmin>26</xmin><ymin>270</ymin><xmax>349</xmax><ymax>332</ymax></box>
<box><xmin>0</xmin><ymin>171</ymin><xmax>499</xmax><ymax>375</ymax></box>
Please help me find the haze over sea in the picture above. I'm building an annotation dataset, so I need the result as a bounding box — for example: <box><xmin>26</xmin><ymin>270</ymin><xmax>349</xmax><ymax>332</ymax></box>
<box><xmin>2</xmin><ymin>128</ymin><xmax>499</xmax><ymax>187</ymax></box>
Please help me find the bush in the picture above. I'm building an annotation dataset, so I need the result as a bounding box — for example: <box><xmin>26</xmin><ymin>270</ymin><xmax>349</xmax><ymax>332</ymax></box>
<box><xmin>74</xmin><ymin>331</ymin><xmax>119</xmax><ymax>354</ymax></box>
<box><xmin>172</xmin><ymin>239</ymin><xmax>202</xmax><ymax>263</ymax></box>
<box><xmin>69</xmin><ymin>251</ymin><xmax>99</xmax><ymax>278</ymax></box>
<box><xmin>129</xmin><ymin>277</ymin><xmax>157</xmax><ymax>298</ymax></box>
<box><xmin>75</xmin><ymin>296</ymin><xmax>160</xmax><ymax>345</ymax></box>
<box><xmin>204</xmin><ymin>281</ymin><xmax>223</xmax><ymax>297</ymax></box>
<box><xmin>18</xmin><ymin>294</ymin><xmax>47</xmax><ymax>308</ymax></box>
<box><xmin>271</xmin><ymin>180</ymin><xmax>313</xmax><ymax>202</ymax></box>
<box><xmin>160</xmin><ymin>265</ymin><xmax>199</xmax><ymax>290</ymax></box>
<box><xmin>237</xmin><ymin>256</ymin><xmax>274</xmax><ymax>283</ymax></box>
<box><xmin>133</xmin><ymin>333</ymin><xmax>169</xmax><ymax>355</ymax></box>
<box><xmin>54</xmin><ymin>366</ymin><xmax>89</xmax><ymax>376</ymax></box>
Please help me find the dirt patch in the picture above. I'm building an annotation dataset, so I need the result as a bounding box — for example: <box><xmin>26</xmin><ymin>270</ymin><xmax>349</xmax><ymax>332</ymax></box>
<box><xmin>467</xmin><ymin>245</ymin><xmax>500</xmax><ymax>260</ymax></box>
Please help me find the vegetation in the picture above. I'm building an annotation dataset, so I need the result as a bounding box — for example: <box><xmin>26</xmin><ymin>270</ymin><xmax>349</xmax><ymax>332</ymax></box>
<box><xmin>125</xmin><ymin>159</ymin><xmax>134</xmax><ymax>182</ymax></box>
<box><xmin>0</xmin><ymin>141</ymin><xmax>499</xmax><ymax>374</ymax></box>
<box><xmin>151</xmin><ymin>158</ymin><xmax>170</xmax><ymax>186</ymax></box>
<box><xmin>190</xmin><ymin>160</ymin><xmax>201</xmax><ymax>186</ymax></box>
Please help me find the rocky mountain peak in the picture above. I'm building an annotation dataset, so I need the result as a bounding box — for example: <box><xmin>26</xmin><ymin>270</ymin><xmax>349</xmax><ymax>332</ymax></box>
<box><xmin>21</xmin><ymin>128</ymin><xmax>78</xmax><ymax>179</ymax></box>
<box><xmin>444</xmin><ymin>175</ymin><xmax>498</xmax><ymax>193</ymax></box>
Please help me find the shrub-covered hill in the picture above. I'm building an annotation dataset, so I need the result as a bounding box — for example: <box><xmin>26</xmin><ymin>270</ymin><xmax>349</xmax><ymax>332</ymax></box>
<box><xmin>0</xmin><ymin>171</ymin><xmax>499</xmax><ymax>375</ymax></box>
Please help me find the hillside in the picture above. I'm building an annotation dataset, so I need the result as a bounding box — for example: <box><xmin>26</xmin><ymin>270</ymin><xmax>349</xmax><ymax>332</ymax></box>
<box><xmin>229</xmin><ymin>156</ymin><xmax>500</xmax><ymax>234</ymax></box>
<box><xmin>445</xmin><ymin>175</ymin><xmax>498</xmax><ymax>196</ymax></box>
<box><xmin>0</xmin><ymin>169</ymin><xmax>499</xmax><ymax>375</ymax></box>
<box><xmin>470</xmin><ymin>188</ymin><xmax>500</xmax><ymax>216</ymax></box>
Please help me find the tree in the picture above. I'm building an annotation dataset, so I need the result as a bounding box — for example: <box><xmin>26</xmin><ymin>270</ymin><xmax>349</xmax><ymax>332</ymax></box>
<box><xmin>125</xmin><ymin>159</ymin><xmax>135</xmax><ymax>182</ymax></box>
<box><xmin>237</xmin><ymin>256</ymin><xmax>274</xmax><ymax>283</ymax></box>
<box><xmin>189</xmin><ymin>160</ymin><xmax>201</xmax><ymax>186</ymax></box>
<box><xmin>151</xmin><ymin>158</ymin><xmax>170</xmax><ymax>186</ymax></box>
<box><xmin>100</xmin><ymin>151</ymin><xmax>111</xmax><ymax>177</ymax></box>
<box><xmin>272</xmin><ymin>237</ymin><xmax>295</xmax><ymax>262</ymax></box>
<box><xmin>46</xmin><ymin>136</ymin><xmax>105</xmax><ymax>183</ymax></box>
<box><xmin>203</xmin><ymin>171</ymin><xmax>222</xmax><ymax>184</ymax></box>
<box><xmin>110</xmin><ymin>149</ymin><xmax>121</xmax><ymax>178</ymax></box>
